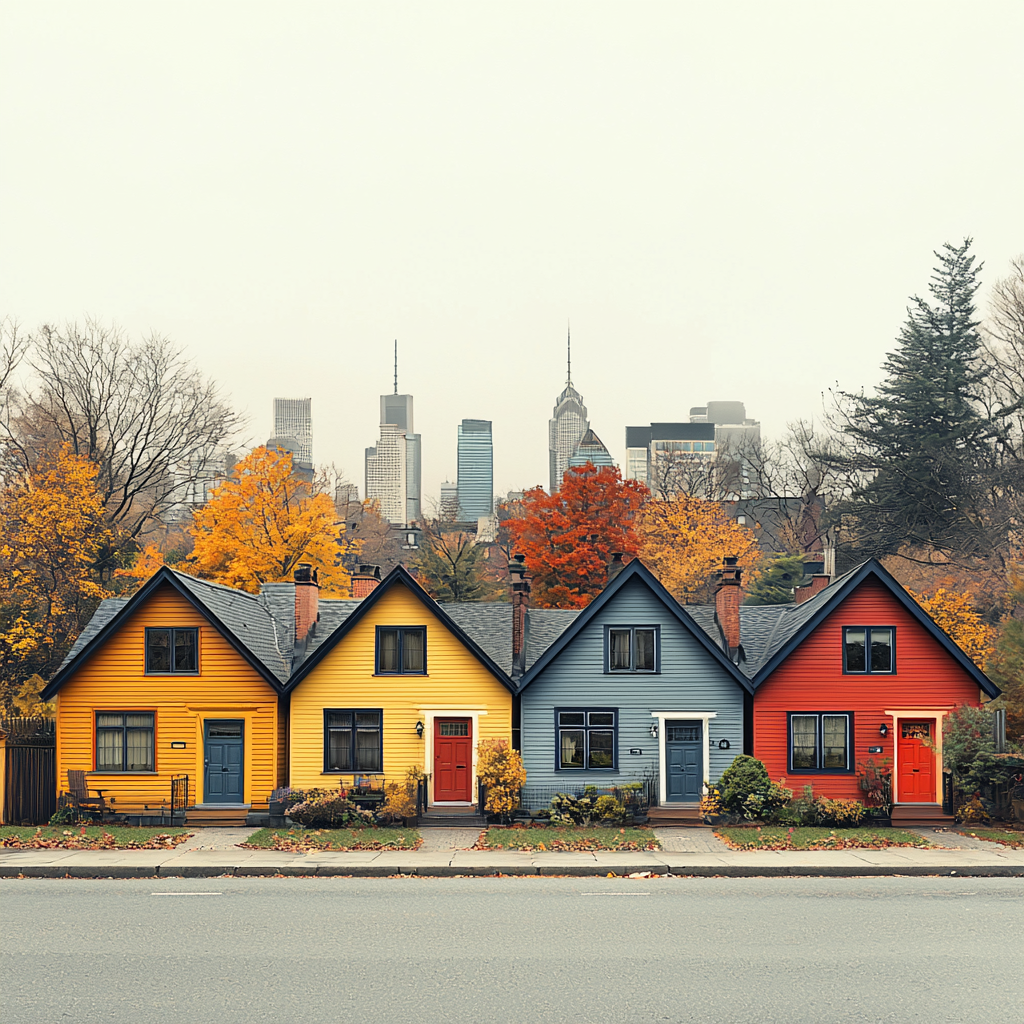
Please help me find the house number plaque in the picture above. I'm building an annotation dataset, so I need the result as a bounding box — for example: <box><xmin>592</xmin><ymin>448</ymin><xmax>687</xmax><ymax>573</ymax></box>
<box><xmin>629</xmin><ymin>748</ymin><xmax>643</xmax><ymax>755</ymax></box>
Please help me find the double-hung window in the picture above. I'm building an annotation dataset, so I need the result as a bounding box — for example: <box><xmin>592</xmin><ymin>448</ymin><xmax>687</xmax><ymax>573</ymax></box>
<box><xmin>324</xmin><ymin>710</ymin><xmax>383</xmax><ymax>772</ymax></box>
<box><xmin>145</xmin><ymin>628</ymin><xmax>199</xmax><ymax>674</ymax></box>
<box><xmin>556</xmin><ymin>709</ymin><xmax>617</xmax><ymax>770</ymax></box>
<box><xmin>96</xmin><ymin>713</ymin><xmax>155</xmax><ymax>772</ymax></box>
<box><xmin>788</xmin><ymin>713</ymin><xmax>852</xmax><ymax>772</ymax></box>
<box><xmin>843</xmin><ymin>627</ymin><xmax>894</xmax><ymax>673</ymax></box>
<box><xmin>375</xmin><ymin>627</ymin><xmax>426</xmax><ymax>674</ymax></box>
<box><xmin>606</xmin><ymin>627</ymin><xmax>658</xmax><ymax>672</ymax></box>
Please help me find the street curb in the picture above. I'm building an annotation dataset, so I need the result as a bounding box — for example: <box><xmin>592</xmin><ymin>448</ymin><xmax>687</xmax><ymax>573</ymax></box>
<box><xmin>3</xmin><ymin>861</ymin><xmax>1023</xmax><ymax>878</ymax></box>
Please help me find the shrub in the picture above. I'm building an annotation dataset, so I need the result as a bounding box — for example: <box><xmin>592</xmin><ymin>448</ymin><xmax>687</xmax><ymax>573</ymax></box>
<box><xmin>593</xmin><ymin>794</ymin><xmax>629</xmax><ymax>826</ymax></box>
<box><xmin>549</xmin><ymin>787</ymin><xmax>600</xmax><ymax>825</ymax></box>
<box><xmin>477</xmin><ymin>739</ymin><xmax>527</xmax><ymax>822</ymax></box>
<box><xmin>812</xmin><ymin>797</ymin><xmax>866</xmax><ymax>827</ymax></box>
<box><xmin>49</xmin><ymin>802</ymin><xmax>85</xmax><ymax>826</ymax></box>
<box><xmin>718</xmin><ymin>756</ymin><xmax>792</xmax><ymax>820</ymax></box>
<box><xmin>857</xmin><ymin>758</ymin><xmax>893</xmax><ymax>814</ymax></box>
<box><xmin>380</xmin><ymin>767</ymin><xmax>426</xmax><ymax>822</ymax></box>
<box><xmin>287</xmin><ymin>789</ymin><xmax>374</xmax><ymax>829</ymax></box>
<box><xmin>700</xmin><ymin>783</ymin><xmax>723</xmax><ymax>820</ymax></box>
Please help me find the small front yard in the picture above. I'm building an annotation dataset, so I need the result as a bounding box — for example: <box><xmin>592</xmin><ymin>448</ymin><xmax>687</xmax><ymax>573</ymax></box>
<box><xmin>243</xmin><ymin>827</ymin><xmax>421</xmax><ymax>851</ymax></box>
<box><xmin>956</xmin><ymin>828</ymin><xmax>1024</xmax><ymax>848</ymax></box>
<box><xmin>477</xmin><ymin>825</ymin><xmax>660</xmax><ymax>851</ymax></box>
<box><xmin>0</xmin><ymin>826</ymin><xmax>192</xmax><ymax>849</ymax></box>
<box><xmin>716</xmin><ymin>826</ymin><xmax>932</xmax><ymax>851</ymax></box>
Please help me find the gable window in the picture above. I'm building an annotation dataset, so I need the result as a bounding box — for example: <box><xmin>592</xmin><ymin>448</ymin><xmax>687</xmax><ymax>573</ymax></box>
<box><xmin>788</xmin><ymin>713</ymin><xmax>852</xmax><ymax>773</ymax></box>
<box><xmin>606</xmin><ymin>627</ymin><xmax>659</xmax><ymax>673</ymax></box>
<box><xmin>556</xmin><ymin>709</ymin><xmax>617</xmax><ymax>770</ymax></box>
<box><xmin>324</xmin><ymin>710</ymin><xmax>383</xmax><ymax>772</ymax></box>
<box><xmin>145</xmin><ymin>628</ymin><xmax>199</xmax><ymax>674</ymax></box>
<box><xmin>375</xmin><ymin>627</ymin><xmax>426</xmax><ymax>674</ymax></box>
<box><xmin>844</xmin><ymin>627</ymin><xmax>894</xmax><ymax>673</ymax></box>
<box><xmin>96</xmin><ymin>712</ymin><xmax>155</xmax><ymax>772</ymax></box>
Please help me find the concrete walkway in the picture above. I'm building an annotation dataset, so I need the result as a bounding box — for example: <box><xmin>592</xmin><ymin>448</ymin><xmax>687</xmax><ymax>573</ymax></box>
<box><xmin>909</xmin><ymin>827</ymin><xmax>1019</xmax><ymax>851</ymax></box>
<box><xmin>653</xmin><ymin>827</ymin><xmax>731</xmax><ymax>853</ymax></box>
<box><xmin>174</xmin><ymin>828</ymin><xmax>259</xmax><ymax>852</ymax></box>
<box><xmin>416</xmin><ymin>827</ymin><xmax>482</xmax><ymax>852</ymax></box>
<box><xmin>3</xmin><ymin>845</ymin><xmax>1022</xmax><ymax>878</ymax></box>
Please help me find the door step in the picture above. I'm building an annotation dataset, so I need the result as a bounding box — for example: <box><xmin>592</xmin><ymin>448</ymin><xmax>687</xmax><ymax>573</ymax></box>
<box><xmin>186</xmin><ymin>805</ymin><xmax>252</xmax><ymax>827</ymax></box>
<box><xmin>420</xmin><ymin>814</ymin><xmax>487</xmax><ymax>827</ymax></box>
<box><xmin>891</xmin><ymin>804</ymin><xmax>954</xmax><ymax>828</ymax></box>
<box><xmin>647</xmin><ymin>806</ymin><xmax>706</xmax><ymax>828</ymax></box>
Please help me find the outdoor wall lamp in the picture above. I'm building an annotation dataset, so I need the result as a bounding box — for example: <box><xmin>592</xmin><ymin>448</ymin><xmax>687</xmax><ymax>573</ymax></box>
<box><xmin>879</xmin><ymin>723</ymin><xmax>889</xmax><ymax>738</ymax></box>
<box><xmin>415</xmin><ymin>720</ymin><xmax>424</xmax><ymax>738</ymax></box>
<box><xmin>650</xmin><ymin>723</ymin><xmax>658</xmax><ymax>739</ymax></box>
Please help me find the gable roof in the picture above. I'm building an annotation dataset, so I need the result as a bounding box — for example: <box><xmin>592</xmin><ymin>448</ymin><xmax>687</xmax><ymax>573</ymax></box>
<box><xmin>42</xmin><ymin>567</ymin><xmax>290</xmax><ymax>700</ymax></box>
<box><xmin>283</xmin><ymin>564</ymin><xmax>516</xmax><ymax>692</ymax></box>
<box><xmin>516</xmin><ymin>559</ymin><xmax>754</xmax><ymax>694</ymax></box>
<box><xmin>686</xmin><ymin>559</ymin><xmax>1000</xmax><ymax>698</ymax></box>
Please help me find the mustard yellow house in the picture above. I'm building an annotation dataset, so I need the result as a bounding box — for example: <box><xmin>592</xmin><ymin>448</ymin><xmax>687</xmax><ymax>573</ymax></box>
<box><xmin>285</xmin><ymin>566</ymin><xmax>514</xmax><ymax>811</ymax></box>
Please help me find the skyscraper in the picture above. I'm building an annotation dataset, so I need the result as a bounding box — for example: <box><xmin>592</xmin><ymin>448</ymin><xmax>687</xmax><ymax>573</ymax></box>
<box><xmin>456</xmin><ymin>419</ymin><xmax>493</xmax><ymax>520</ymax></box>
<box><xmin>273</xmin><ymin>398</ymin><xmax>312</xmax><ymax>465</ymax></box>
<box><xmin>548</xmin><ymin>328</ymin><xmax>589</xmax><ymax>492</ymax></box>
<box><xmin>364</xmin><ymin>343</ymin><xmax>421</xmax><ymax>525</ymax></box>
<box><xmin>569</xmin><ymin>428</ymin><xmax>615</xmax><ymax>469</ymax></box>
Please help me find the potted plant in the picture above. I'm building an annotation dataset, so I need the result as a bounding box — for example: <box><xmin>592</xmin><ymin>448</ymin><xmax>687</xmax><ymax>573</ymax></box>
<box><xmin>858</xmin><ymin>758</ymin><xmax>892</xmax><ymax>825</ymax></box>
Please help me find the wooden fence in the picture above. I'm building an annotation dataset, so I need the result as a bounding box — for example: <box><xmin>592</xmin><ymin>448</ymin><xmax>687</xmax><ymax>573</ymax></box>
<box><xmin>1</xmin><ymin>717</ymin><xmax>57</xmax><ymax>825</ymax></box>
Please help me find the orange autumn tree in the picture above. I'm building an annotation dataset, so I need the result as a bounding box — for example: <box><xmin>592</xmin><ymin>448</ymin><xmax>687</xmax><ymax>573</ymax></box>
<box><xmin>911</xmin><ymin>588</ymin><xmax>996</xmax><ymax>668</ymax></box>
<box><xmin>636</xmin><ymin>494</ymin><xmax>761</xmax><ymax>603</ymax></box>
<box><xmin>502</xmin><ymin>463</ymin><xmax>648</xmax><ymax>608</ymax></box>
<box><xmin>0</xmin><ymin>444</ymin><xmax>111</xmax><ymax>712</ymax></box>
<box><xmin>187</xmin><ymin>446</ymin><xmax>353</xmax><ymax>596</ymax></box>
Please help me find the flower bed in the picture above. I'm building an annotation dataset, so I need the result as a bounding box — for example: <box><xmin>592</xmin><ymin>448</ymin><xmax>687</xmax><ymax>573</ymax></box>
<box><xmin>956</xmin><ymin>828</ymin><xmax>1024</xmax><ymax>848</ymax></box>
<box><xmin>242</xmin><ymin>827</ymin><xmax>421</xmax><ymax>851</ymax></box>
<box><xmin>715</xmin><ymin>826</ymin><xmax>932</xmax><ymax>851</ymax></box>
<box><xmin>476</xmin><ymin>824</ymin><xmax>659</xmax><ymax>852</ymax></box>
<box><xmin>0</xmin><ymin>826</ymin><xmax>191</xmax><ymax>849</ymax></box>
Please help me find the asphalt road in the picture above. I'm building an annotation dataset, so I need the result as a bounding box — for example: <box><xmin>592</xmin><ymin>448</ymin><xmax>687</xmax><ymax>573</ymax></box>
<box><xmin>1</xmin><ymin>877</ymin><xmax>1021</xmax><ymax>1024</ymax></box>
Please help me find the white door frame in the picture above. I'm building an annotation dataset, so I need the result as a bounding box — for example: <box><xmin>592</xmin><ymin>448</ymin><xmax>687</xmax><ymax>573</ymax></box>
<box><xmin>883</xmin><ymin>708</ymin><xmax>949</xmax><ymax>805</ymax></box>
<box><xmin>418</xmin><ymin>708</ymin><xmax>487</xmax><ymax>805</ymax></box>
<box><xmin>651</xmin><ymin>712</ymin><xmax>717</xmax><ymax>805</ymax></box>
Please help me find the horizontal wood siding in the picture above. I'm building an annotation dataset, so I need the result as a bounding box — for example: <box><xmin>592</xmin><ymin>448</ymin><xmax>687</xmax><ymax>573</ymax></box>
<box><xmin>288</xmin><ymin>582</ymin><xmax>512</xmax><ymax>791</ymax></box>
<box><xmin>55</xmin><ymin>584</ymin><xmax>280</xmax><ymax>810</ymax></box>
<box><xmin>521</xmin><ymin>576</ymin><xmax>745</xmax><ymax>788</ymax></box>
<box><xmin>753</xmin><ymin>578</ymin><xmax>984</xmax><ymax>801</ymax></box>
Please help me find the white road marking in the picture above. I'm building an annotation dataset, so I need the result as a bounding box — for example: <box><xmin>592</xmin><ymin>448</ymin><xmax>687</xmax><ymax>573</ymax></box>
<box><xmin>150</xmin><ymin>892</ymin><xmax>223</xmax><ymax>896</ymax></box>
<box><xmin>581</xmin><ymin>892</ymin><xmax>651</xmax><ymax>896</ymax></box>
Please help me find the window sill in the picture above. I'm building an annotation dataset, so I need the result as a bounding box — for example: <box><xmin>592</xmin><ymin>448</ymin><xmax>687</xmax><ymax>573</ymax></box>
<box><xmin>787</xmin><ymin>769</ymin><xmax>854</xmax><ymax>775</ymax></box>
<box><xmin>373</xmin><ymin>673</ymin><xmax>428</xmax><ymax>678</ymax></box>
<box><xmin>555</xmin><ymin>768</ymin><xmax>619</xmax><ymax>773</ymax></box>
<box><xmin>321</xmin><ymin>771</ymin><xmax>385</xmax><ymax>776</ymax></box>
<box><xmin>143</xmin><ymin>672</ymin><xmax>201</xmax><ymax>677</ymax></box>
<box><xmin>605</xmin><ymin>670</ymin><xmax>660</xmax><ymax>675</ymax></box>
<box><xmin>87</xmin><ymin>771</ymin><xmax>159</xmax><ymax>776</ymax></box>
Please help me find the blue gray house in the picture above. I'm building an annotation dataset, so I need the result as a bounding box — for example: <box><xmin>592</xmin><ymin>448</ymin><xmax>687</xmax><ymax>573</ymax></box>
<box><xmin>513</xmin><ymin>559</ymin><xmax>752</xmax><ymax>814</ymax></box>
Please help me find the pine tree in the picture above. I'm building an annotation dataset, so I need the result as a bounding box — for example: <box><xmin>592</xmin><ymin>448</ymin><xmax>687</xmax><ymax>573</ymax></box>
<box><xmin>835</xmin><ymin>239</ymin><xmax>1002</xmax><ymax>559</ymax></box>
<box><xmin>743</xmin><ymin>554</ymin><xmax>808</xmax><ymax>605</ymax></box>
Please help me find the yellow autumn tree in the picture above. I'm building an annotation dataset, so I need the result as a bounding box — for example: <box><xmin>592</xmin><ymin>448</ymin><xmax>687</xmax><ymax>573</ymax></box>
<box><xmin>636</xmin><ymin>495</ymin><xmax>762</xmax><ymax>603</ymax></box>
<box><xmin>0</xmin><ymin>444</ymin><xmax>111</xmax><ymax>713</ymax></box>
<box><xmin>911</xmin><ymin>588</ymin><xmax>996</xmax><ymax>668</ymax></box>
<box><xmin>187</xmin><ymin>446</ymin><xmax>352</xmax><ymax>596</ymax></box>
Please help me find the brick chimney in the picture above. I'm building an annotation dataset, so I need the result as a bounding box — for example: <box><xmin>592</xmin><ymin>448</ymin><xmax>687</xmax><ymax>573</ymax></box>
<box><xmin>294</xmin><ymin>563</ymin><xmax>320</xmax><ymax>644</ymax></box>
<box><xmin>795</xmin><ymin>573</ymin><xmax>830</xmax><ymax>605</ymax></box>
<box><xmin>715</xmin><ymin>556</ymin><xmax>742</xmax><ymax>651</ymax></box>
<box><xmin>509</xmin><ymin>554</ymin><xmax>531</xmax><ymax>674</ymax></box>
<box><xmin>607</xmin><ymin>552</ymin><xmax>625</xmax><ymax>582</ymax></box>
<box><xmin>351</xmin><ymin>564</ymin><xmax>383</xmax><ymax>600</ymax></box>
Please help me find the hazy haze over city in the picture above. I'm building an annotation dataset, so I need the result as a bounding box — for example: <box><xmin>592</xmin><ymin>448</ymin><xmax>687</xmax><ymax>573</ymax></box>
<box><xmin>2</xmin><ymin>1</ymin><xmax>1022</xmax><ymax>508</ymax></box>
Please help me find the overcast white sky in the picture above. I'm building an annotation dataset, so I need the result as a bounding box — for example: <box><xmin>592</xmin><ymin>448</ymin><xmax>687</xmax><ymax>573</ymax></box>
<box><xmin>2</xmin><ymin>2</ymin><xmax>1023</xmax><ymax>506</ymax></box>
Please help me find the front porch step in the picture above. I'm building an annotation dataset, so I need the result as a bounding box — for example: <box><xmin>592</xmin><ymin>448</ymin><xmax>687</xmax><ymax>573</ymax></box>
<box><xmin>647</xmin><ymin>806</ymin><xmax>707</xmax><ymax>828</ymax></box>
<box><xmin>891</xmin><ymin>804</ymin><xmax>954</xmax><ymax>828</ymax></box>
<box><xmin>420</xmin><ymin>813</ymin><xmax>487</xmax><ymax>827</ymax></box>
<box><xmin>186</xmin><ymin>805</ymin><xmax>252</xmax><ymax>828</ymax></box>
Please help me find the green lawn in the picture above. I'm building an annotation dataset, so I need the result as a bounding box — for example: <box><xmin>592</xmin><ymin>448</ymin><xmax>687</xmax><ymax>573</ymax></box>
<box><xmin>716</xmin><ymin>826</ymin><xmax>932</xmax><ymax>851</ymax></box>
<box><xmin>956</xmin><ymin>828</ymin><xmax>1024</xmax><ymax>848</ymax></box>
<box><xmin>479</xmin><ymin>826</ymin><xmax>660</xmax><ymax>851</ymax></box>
<box><xmin>0</xmin><ymin>825</ymin><xmax>191</xmax><ymax>849</ymax></box>
<box><xmin>243</xmin><ymin>827</ymin><xmax>421</xmax><ymax>851</ymax></box>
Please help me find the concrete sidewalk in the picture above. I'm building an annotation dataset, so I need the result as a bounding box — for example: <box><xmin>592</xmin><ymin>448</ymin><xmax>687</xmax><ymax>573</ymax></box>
<box><xmin>2</xmin><ymin>845</ymin><xmax>1023</xmax><ymax>878</ymax></box>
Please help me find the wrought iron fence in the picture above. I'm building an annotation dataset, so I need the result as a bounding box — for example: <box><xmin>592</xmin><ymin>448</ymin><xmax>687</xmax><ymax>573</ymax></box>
<box><xmin>513</xmin><ymin>781</ymin><xmax>652</xmax><ymax>818</ymax></box>
<box><xmin>170</xmin><ymin>775</ymin><xmax>189</xmax><ymax>824</ymax></box>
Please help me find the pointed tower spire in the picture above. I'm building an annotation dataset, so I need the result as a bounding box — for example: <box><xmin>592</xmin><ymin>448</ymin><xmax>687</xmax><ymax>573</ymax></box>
<box><xmin>566</xmin><ymin>321</ymin><xmax>572</xmax><ymax>387</ymax></box>
<box><xmin>394</xmin><ymin>339</ymin><xmax>398</xmax><ymax>395</ymax></box>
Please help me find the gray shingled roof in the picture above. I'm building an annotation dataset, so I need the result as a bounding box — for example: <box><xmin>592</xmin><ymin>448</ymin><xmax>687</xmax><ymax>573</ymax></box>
<box><xmin>305</xmin><ymin>598</ymin><xmax>362</xmax><ymax>658</ymax></box>
<box><xmin>525</xmin><ymin>609</ymin><xmax>580</xmax><ymax>670</ymax></box>
<box><xmin>441</xmin><ymin>603</ymin><xmax>512</xmax><ymax>674</ymax></box>
<box><xmin>58</xmin><ymin>598</ymin><xmax>127</xmax><ymax>670</ymax></box>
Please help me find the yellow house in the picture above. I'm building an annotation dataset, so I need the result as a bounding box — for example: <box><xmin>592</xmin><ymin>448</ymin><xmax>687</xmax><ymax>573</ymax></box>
<box><xmin>286</xmin><ymin>566</ymin><xmax>514</xmax><ymax>811</ymax></box>
<box><xmin>42</xmin><ymin>569</ymin><xmax>291</xmax><ymax>824</ymax></box>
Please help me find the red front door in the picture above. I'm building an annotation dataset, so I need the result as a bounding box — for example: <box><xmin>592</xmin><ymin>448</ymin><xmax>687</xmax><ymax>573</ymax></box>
<box><xmin>434</xmin><ymin>718</ymin><xmax>472</xmax><ymax>801</ymax></box>
<box><xmin>897</xmin><ymin>720</ymin><xmax>936</xmax><ymax>802</ymax></box>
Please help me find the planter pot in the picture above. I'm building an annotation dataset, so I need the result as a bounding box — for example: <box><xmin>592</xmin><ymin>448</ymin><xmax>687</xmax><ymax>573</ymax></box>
<box><xmin>402</xmin><ymin>815</ymin><xmax>419</xmax><ymax>828</ymax></box>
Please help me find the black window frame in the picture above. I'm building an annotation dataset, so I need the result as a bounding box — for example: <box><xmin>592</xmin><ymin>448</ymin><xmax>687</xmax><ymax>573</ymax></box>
<box><xmin>374</xmin><ymin>626</ymin><xmax>427</xmax><ymax>675</ymax></box>
<box><xmin>94</xmin><ymin>711</ymin><xmax>156</xmax><ymax>773</ymax></box>
<box><xmin>842</xmin><ymin>626</ymin><xmax>895</xmax><ymax>674</ymax></box>
<box><xmin>787</xmin><ymin>712</ymin><xmax>854</xmax><ymax>774</ymax></box>
<box><xmin>144</xmin><ymin>627</ymin><xmax>200</xmax><ymax>675</ymax></box>
<box><xmin>322</xmin><ymin>708</ymin><xmax>384</xmax><ymax>774</ymax></box>
<box><xmin>604</xmin><ymin>625</ymin><xmax>660</xmax><ymax>674</ymax></box>
<box><xmin>554</xmin><ymin>707</ymin><xmax>619</xmax><ymax>772</ymax></box>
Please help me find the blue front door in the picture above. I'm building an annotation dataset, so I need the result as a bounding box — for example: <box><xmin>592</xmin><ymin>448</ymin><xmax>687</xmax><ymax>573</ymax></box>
<box><xmin>204</xmin><ymin>720</ymin><xmax>244</xmax><ymax>803</ymax></box>
<box><xmin>666</xmin><ymin>721</ymin><xmax>702</xmax><ymax>802</ymax></box>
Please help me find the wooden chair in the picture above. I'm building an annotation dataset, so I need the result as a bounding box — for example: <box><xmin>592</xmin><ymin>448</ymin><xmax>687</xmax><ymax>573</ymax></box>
<box><xmin>67</xmin><ymin>770</ymin><xmax>108</xmax><ymax>819</ymax></box>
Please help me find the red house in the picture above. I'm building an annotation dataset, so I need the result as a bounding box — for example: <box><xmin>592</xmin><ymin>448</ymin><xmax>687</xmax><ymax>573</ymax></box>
<box><xmin>689</xmin><ymin>559</ymin><xmax>1000</xmax><ymax>827</ymax></box>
